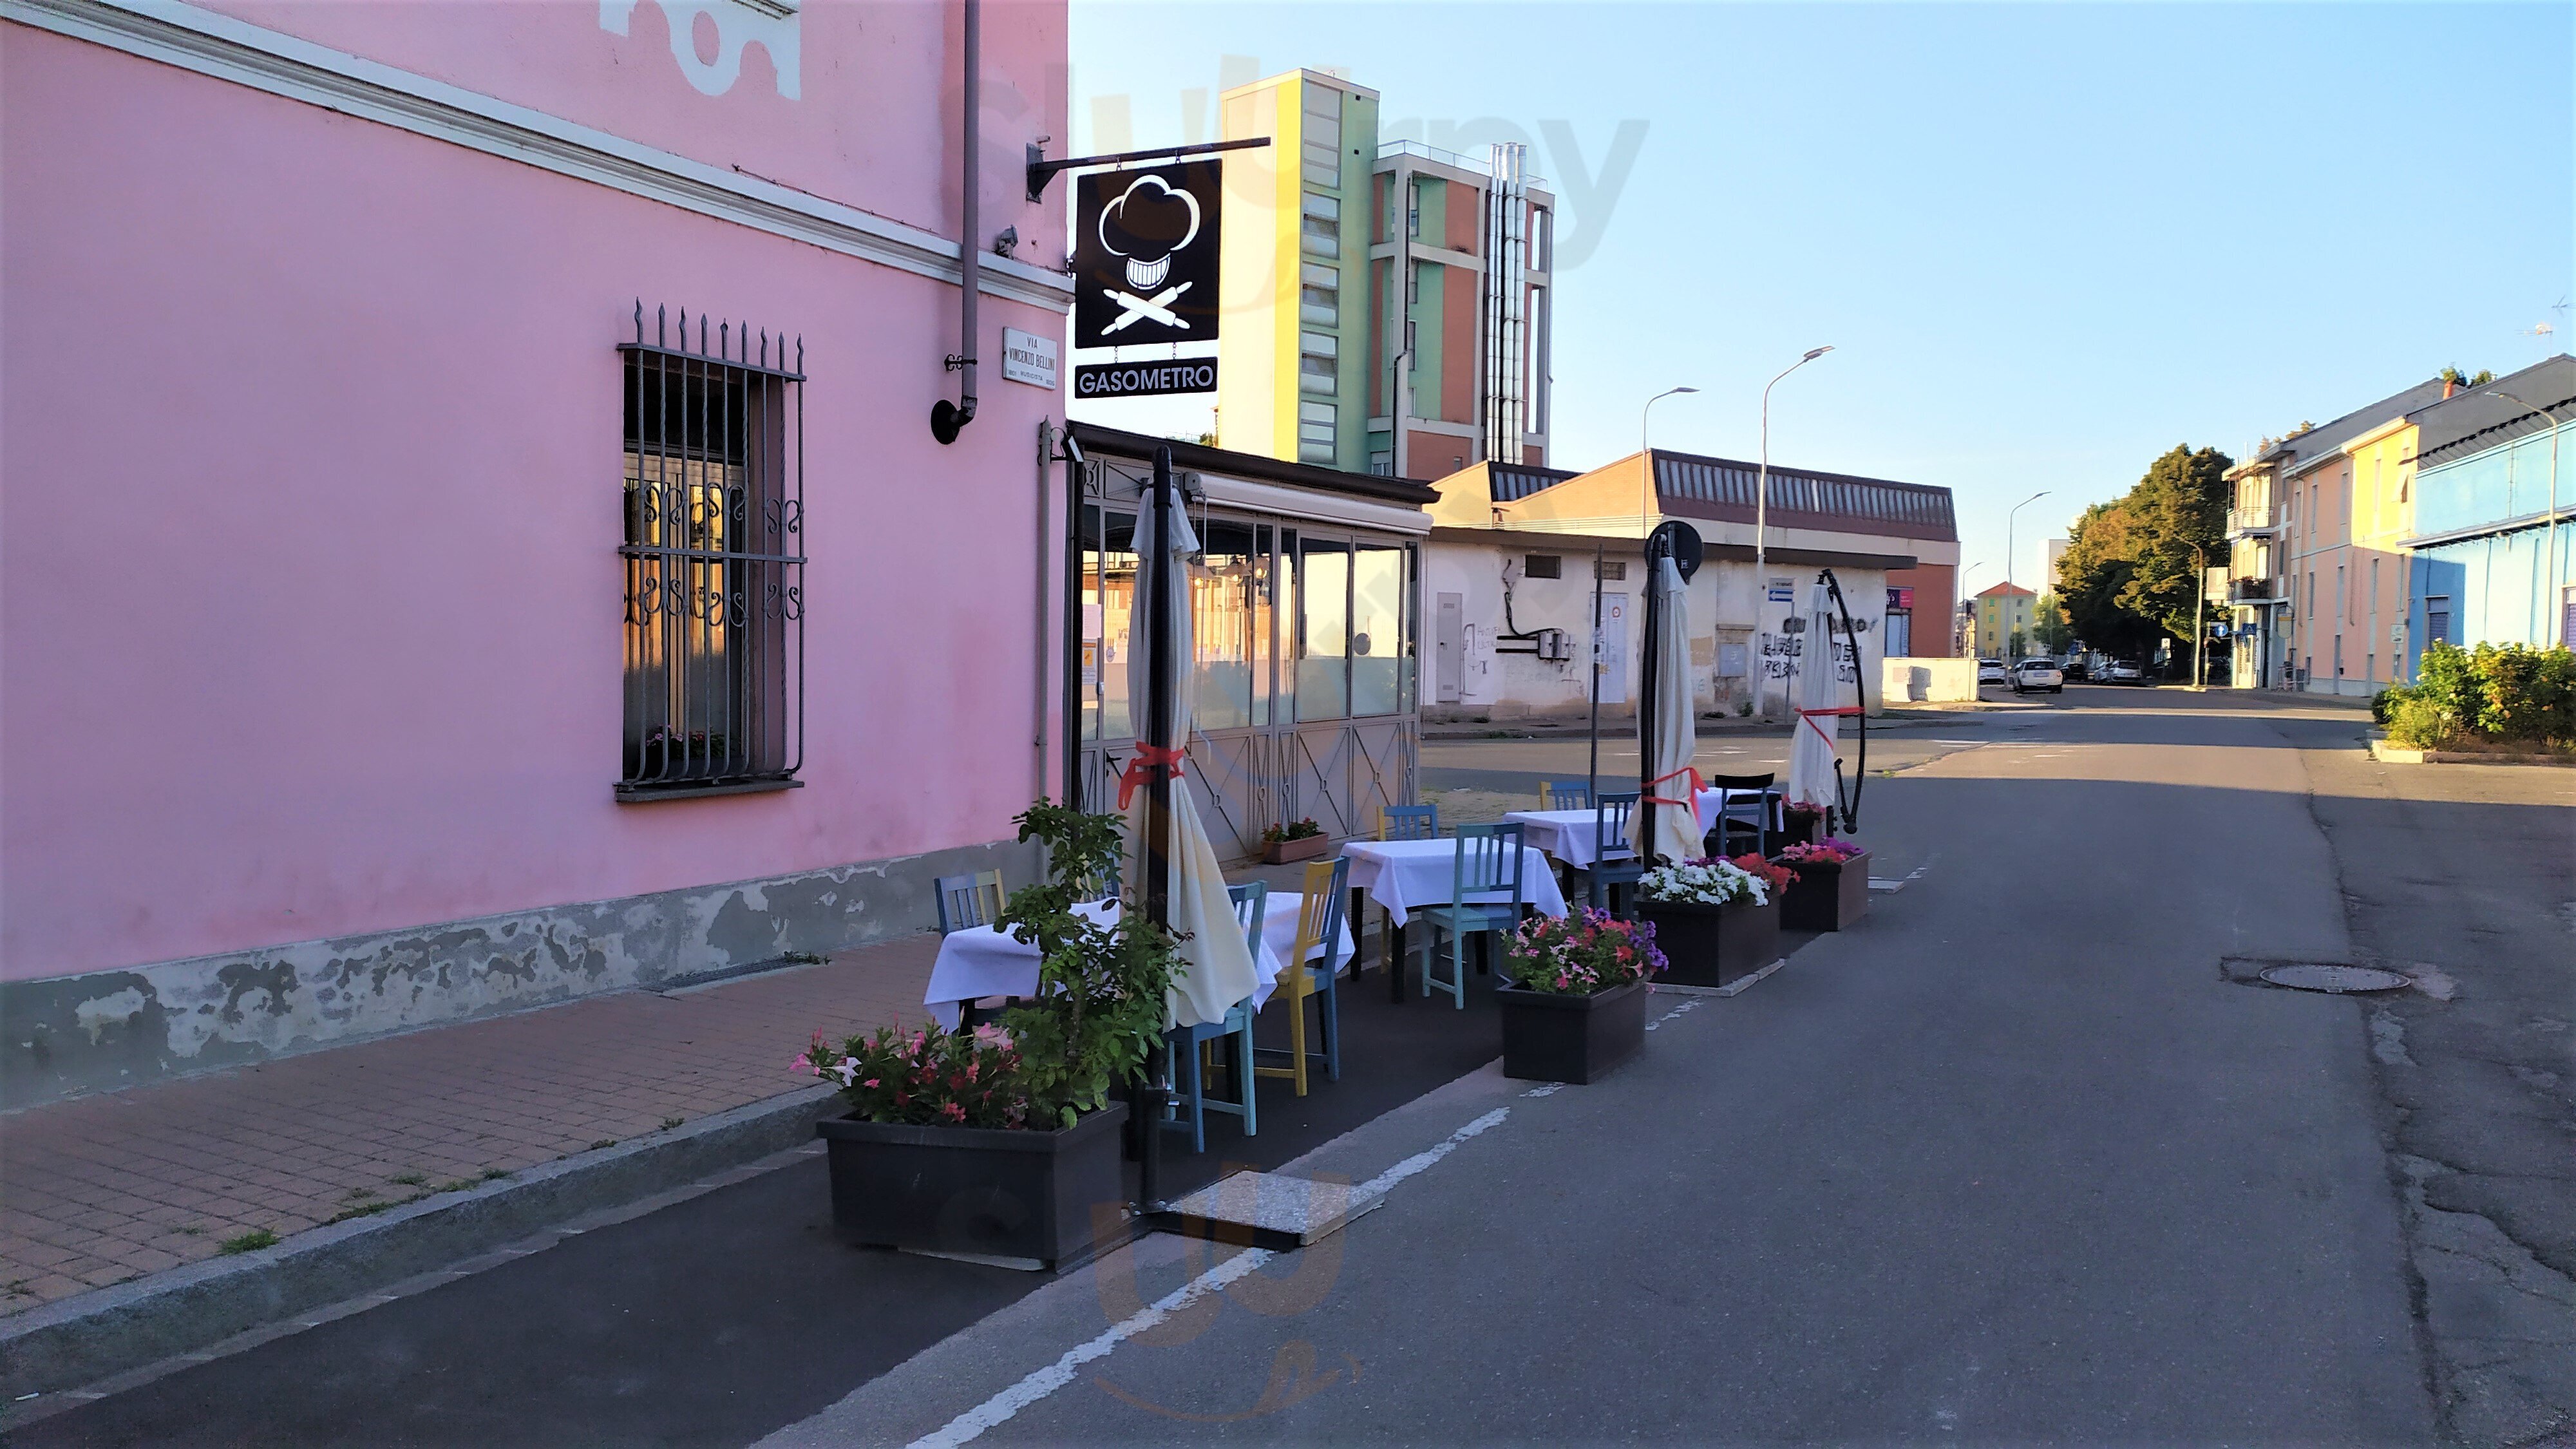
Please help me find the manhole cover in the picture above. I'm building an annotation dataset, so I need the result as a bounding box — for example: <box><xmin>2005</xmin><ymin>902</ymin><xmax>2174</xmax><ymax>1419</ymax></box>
<box><xmin>2259</xmin><ymin>963</ymin><xmax>2414</xmax><ymax>994</ymax></box>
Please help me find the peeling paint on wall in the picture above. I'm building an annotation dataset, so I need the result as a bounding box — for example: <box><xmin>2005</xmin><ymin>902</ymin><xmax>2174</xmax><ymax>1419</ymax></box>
<box><xmin>1</xmin><ymin>837</ymin><xmax>1031</xmax><ymax>1110</ymax></box>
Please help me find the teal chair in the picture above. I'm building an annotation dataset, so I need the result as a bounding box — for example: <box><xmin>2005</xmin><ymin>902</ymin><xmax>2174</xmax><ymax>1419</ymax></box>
<box><xmin>1162</xmin><ymin>882</ymin><xmax>1265</xmax><ymax>1153</ymax></box>
<box><xmin>1586</xmin><ymin>792</ymin><xmax>1642</xmax><ymax>914</ymax></box>
<box><xmin>1540</xmin><ymin>779</ymin><xmax>1593</xmax><ymax>811</ymax></box>
<box><xmin>1377</xmin><ymin>802</ymin><xmax>1439</xmax><ymax>840</ymax></box>
<box><xmin>1410</xmin><ymin>824</ymin><xmax>1528</xmax><ymax>1009</ymax></box>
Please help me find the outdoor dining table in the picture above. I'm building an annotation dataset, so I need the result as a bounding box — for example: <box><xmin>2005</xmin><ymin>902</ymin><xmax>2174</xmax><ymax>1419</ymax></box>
<box><xmin>922</xmin><ymin>895</ymin><xmax>1351</xmax><ymax>1030</ymax></box>
<box><xmin>1336</xmin><ymin>837</ymin><xmax>1571</xmax><ymax>1002</ymax></box>
<box><xmin>1501</xmin><ymin>787</ymin><xmax>1785</xmax><ymax>870</ymax></box>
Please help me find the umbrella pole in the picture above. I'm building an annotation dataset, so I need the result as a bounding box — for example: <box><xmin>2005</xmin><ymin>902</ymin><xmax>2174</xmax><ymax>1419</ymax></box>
<box><xmin>1586</xmin><ymin>540</ymin><xmax>1604</xmax><ymax>804</ymax></box>
<box><xmin>1136</xmin><ymin>447</ymin><xmax>1176</xmax><ymax>1217</ymax></box>
<box><xmin>1636</xmin><ymin>537</ymin><xmax>1660</xmax><ymax>867</ymax></box>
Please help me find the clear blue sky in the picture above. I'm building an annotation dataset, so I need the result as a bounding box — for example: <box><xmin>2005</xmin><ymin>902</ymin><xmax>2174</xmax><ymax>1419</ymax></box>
<box><xmin>1068</xmin><ymin>1</ymin><xmax>2573</xmax><ymax>594</ymax></box>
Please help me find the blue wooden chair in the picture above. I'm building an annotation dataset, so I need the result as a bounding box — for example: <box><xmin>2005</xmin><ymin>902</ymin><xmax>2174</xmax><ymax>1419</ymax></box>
<box><xmin>1410</xmin><ymin>823</ymin><xmax>1527</xmax><ymax>1009</ymax></box>
<box><xmin>1377</xmin><ymin>802</ymin><xmax>1439</xmax><ymax>840</ymax></box>
<box><xmin>1256</xmin><ymin>855</ymin><xmax>1350</xmax><ymax>1094</ymax></box>
<box><xmin>1704</xmin><ymin>773</ymin><xmax>1780</xmax><ymax>859</ymax></box>
<box><xmin>1163</xmin><ymin>882</ymin><xmax>1264</xmax><ymax>1153</ymax></box>
<box><xmin>1587</xmin><ymin>793</ymin><xmax>1643</xmax><ymax>913</ymax></box>
<box><xmin>1540</xmin><ymin>779</ymin><xmax>1592</xmax><ymax>811</ymax></box>
<box><xmin>933</xmin><ymin>869</ymin><xmax>1005</xmax><ymax>934</ymax></box>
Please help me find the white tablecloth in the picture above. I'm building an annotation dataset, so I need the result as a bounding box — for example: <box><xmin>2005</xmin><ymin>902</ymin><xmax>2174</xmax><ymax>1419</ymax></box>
<box><xmin>1502</xmin><ymin>790</ymin><xmax>1778</xmax><ymax>869</ymax></box>
<box><xmin>1336</xmin><ymin>838</ymin><xmax>1571</xmax><ymax>927</ymax></box>
<box><xmin>923</xmin><ymin>896</ymin><xmax>1339</xmax><ymax>1030</ymax></box>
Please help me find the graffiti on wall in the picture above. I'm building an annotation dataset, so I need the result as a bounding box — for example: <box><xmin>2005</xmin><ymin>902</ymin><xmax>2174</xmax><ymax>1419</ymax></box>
<box><xmin>602</xmin><ymin>0</ymin><xmax>802</xmax><ymax>100</ymax></box>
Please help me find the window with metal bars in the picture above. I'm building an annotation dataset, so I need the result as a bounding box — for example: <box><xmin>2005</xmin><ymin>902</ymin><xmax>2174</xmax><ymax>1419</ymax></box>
<box><xmin>617</xmin><ymin>303</ymin><xmax>805</xmax><ymax>800</ymax></box>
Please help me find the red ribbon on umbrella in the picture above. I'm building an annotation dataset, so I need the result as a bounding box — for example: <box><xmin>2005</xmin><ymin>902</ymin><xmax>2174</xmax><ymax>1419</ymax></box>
<box><xmin>1115</xmin><ymin>743</ymin><xmax>1188</xmax><ymax>810</ymax></box>
<box><xmin>1642</xmin><ymin>764</ymin><xmax>1705</xmax><ymax>810</ymax></box>
<box><xmin>1797</xmin><ymin>705</ymin><xmax>1861</xmax><ymax>749</ymax></box>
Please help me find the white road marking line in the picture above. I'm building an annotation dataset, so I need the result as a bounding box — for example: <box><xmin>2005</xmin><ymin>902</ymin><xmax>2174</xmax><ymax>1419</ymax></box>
<box><xmin>907</xmin><ymin>1108</ymin><xmax>1512</xmax><ymax>1448</ymax></box>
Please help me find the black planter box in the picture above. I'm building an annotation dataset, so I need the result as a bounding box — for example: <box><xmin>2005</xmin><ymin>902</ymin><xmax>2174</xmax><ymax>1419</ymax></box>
<box><xmin>1777</xmin><ymin>851</ymin><xmax>1870</xmax><ymax>932</ymax></box>
<box><xmin>1636</xmin><ymin>897</ymin><xmax>1781</xmax><ymax>988</ymax></box>
<box><xmin>1497</xmin><ymin>979</ymin><xmax>1647</xmax><ymax>1084</ymax></box>
<box><xmin>1777</xmin><ymin>812</ymin><xmax>1823</xmax><ymax>848</ymax></box>
<box><xmin>816</xmin><ymin>1100</ymin><xmax>1128</xmax><ymax>1270</ymax></box>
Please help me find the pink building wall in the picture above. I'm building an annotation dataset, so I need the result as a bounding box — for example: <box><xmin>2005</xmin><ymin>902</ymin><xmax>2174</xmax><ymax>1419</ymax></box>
<box><xmin>0</xmin><ymin>1</ymin><xmax>1073</xmax><ymax>1098</ymax></box>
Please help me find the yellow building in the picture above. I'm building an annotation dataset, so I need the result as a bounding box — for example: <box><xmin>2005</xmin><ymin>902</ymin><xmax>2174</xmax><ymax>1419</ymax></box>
<box><xmin>1973</xmin><ymin>582</ymin><xmax>2036</xmax><ymax>659</ymax></box>
<box><xmin>2288</xmin><ymin>417</ymin><xmax>2421</xmax><ymax>694</ymax></box>
<box><xmin>1216</xmin><ymin>71</ymin><xmax>1379</xmax><ymax>469</ymax></box>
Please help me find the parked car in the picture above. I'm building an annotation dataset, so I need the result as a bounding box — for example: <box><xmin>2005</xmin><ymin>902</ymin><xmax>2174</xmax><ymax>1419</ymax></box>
<box><xmin>1977</xmin><ymin>658</ymin><xmax>2008</xmax><ymax>686</ymax></box>
<box><xmin>2100</xmin><ymin>659</ymin><xmax>2145</xmax><ymax>685</ymax></box>
<box><xmin>2011</xmin><ymin>658</ymin><xmax>2065</xmax><ymax>694</ymax></box>
<box><xmin>2059</xmin><ymin>657</ymin><xmax>2090</xmax><ymax>681</ymax></box>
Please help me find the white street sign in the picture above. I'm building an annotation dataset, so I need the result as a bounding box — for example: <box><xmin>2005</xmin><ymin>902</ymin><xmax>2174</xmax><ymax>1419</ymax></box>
<box><xmin>1000</xmin><ymin>327</ymin><xmax>1059</xmax><ymax>390</ymax></box>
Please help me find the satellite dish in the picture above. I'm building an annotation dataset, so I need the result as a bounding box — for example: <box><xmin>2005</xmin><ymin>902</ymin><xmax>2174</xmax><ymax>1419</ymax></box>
<box><xmin>1647</xmin><ymin>520</ymin><xmax>1703</xmax><ymax>580</ymax></box>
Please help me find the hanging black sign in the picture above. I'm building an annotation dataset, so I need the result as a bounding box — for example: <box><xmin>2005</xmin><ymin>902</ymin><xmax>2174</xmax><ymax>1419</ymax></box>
<box><xmin>1074</xmin><ymin>359</ymin><xmax>1218</xmax><ymax>398</ymax></box>
<box><xmin>1071</xmin><ymin>161</ymin><xmax>1222</xmax><ymax>349</ymax></box>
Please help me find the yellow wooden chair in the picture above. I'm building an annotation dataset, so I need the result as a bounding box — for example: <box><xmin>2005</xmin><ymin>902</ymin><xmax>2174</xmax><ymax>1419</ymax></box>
<box><xmin>1255</xmin><ymin>855</ymin><xmax>1349</xmax><ymax>1095</ymax></box>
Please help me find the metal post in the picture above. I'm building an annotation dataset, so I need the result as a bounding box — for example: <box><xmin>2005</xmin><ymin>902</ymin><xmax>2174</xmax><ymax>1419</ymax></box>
<box><xmin>1636</xmin><ymin>531</ymin><xmax>1664</xmax><ymax>866</ymax></box>
<box><xmin>1135</xmin><ymin>447</ymin><xmax>1176</xmax><ymax>1215</ymax></box>
<box><xmin>2192</xmin><ymin>549</ymin><xmax>2208</xmax><ymax>691</ymax></box>
<box><xmin>2005</xmin><ymin>490</ymin><xmax>2051</xmax><ymax>654</ymax></box>
<box><xmin>1754</xmin><ymin>349</ymin><xmax>1831</xmax><ymax>718</ymax></box>
<box><xmin>1586</xmin><ymin>540</ymin><xmax>1605</xmax><ymax>804</ymax></box>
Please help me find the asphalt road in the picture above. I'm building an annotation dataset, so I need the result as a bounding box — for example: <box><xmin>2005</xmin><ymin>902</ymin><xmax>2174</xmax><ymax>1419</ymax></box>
<box><xmin>23</xmin><ymin>687</ymin><xmax>2567</xmax><ymax>1446</ymax></box>
<box><xmin>766</xmin><ymin>688</ymin><xmax>2454</xmax><ymax>1444</ymax></box>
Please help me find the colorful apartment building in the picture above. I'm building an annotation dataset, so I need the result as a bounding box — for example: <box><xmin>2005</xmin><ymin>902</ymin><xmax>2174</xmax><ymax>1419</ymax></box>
<box><xmin>2227</xmin><ymin>378</ymin><xmax>2450</xmax><ymax>689</ymax></box>
<box><xmin>1214</xmin><ymin>69</ymin><xmax>1553</xmax><ymax>477</ymax></box>
<box><xmin>2246</xmin><ymin>359</ymin><xmax>2571</xmax><ymax>692</ymax></box>
<box><xmin>1215</xmin><ymin>70</ymin><xmax>1382</xmax><ymax>470</ymax></box>
<box><xmin>1973</xmin><ymin>583</ymin><xmax>2037</xmax><ymax>659</ymax></box>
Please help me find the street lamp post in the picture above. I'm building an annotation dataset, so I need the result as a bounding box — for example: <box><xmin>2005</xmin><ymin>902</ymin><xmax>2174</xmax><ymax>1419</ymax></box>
<box><xmin>1754</xmin><ymin>346</ymin><xmax>1832</xmax><ymax>718</ymax></box>
<box><xmin>2484</xmin><ymin>389</ymin><xmax>2566</xmax><ymax>647</ymax></box>
<box><xmin>2005</xmin><ymin>490</ymin><xmax>2050</xmax><ymax>659</ymax></box>
<box><xmin>1593</xmin><ymin>386</ymin><xmax>1698</xmax><ymax>802</ymax></box>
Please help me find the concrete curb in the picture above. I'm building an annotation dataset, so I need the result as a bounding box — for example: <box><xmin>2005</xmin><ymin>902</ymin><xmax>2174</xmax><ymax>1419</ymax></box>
<box><xmin>0</xmin><ymin>1083</ymin><xmax>842</xmax><ymax>1400</ymax></box>
<box><xmin>2367</xmin><ymin>739</ymin><xmax>2576</xmax><ymax>766</ymax></box>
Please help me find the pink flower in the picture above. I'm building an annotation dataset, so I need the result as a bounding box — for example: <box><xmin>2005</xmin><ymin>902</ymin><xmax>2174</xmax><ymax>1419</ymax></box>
<box><xmin>863</xmin><ymin>1077</ymin><xmax>879</xmax><ymax>1088</ymax></box>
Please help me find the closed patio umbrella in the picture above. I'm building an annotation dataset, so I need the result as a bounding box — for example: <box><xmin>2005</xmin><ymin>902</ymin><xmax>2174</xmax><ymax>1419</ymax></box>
<box><xmin>1786</xmin><ymin>577</ymin><xmax>1844</xmax><ymax>818</ymax></box>
<box><xmin>1628</xmin><ymin>549</ymin><xmax>1701</xmax><ymax>865</ymax></box>
<box><xmin>1121</xmin><ymin>465</ymin><xmax>1257</xmax><ymax>1032</ymax></box>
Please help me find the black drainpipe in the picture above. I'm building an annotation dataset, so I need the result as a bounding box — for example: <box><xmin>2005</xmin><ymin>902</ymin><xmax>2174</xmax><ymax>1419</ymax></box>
<box><xmin>931</xmin><ymin>0</ymin><xmax>980</xmax><ymax>444</ymax></box>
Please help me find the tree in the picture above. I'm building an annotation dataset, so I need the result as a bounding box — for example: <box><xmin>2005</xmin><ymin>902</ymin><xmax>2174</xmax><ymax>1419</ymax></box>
<box><xmin>2032</xmin><ymin>593</ymin><xmax>2076</xmax><ymax>655</ymax></box>
<box><xmin>2053</xmin><ymin>445</ymin><xmax>2235</xmax><ymax>659</ymax></box>
<box><xmin>2438</xmin><ymin>366</ymin><xmax>2496</xmax><ymax>388</ymax></box>
<box><xmin>2114</xmin><ymin>444</ymin><xmax>2233</xmax><ymax>643</ymax></box>
<box><xmin>2007</xmin><ymin>628</ymin><xmax>2028</xmax><ymax>659</ymax></box>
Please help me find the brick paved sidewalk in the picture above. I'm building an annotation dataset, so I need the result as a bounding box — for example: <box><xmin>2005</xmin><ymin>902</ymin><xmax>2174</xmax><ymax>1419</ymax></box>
<box><xmin>0</xmin><ymin>936</ymin><xmax>938</xmax><ymax>1315</ymax></box>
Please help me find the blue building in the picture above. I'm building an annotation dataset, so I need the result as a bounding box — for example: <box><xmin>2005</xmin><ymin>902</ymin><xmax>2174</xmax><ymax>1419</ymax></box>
<box><xmin>2405</xmin><ymin>356</ymin><xmax>2575</xmax><ymax>668</ymax></box>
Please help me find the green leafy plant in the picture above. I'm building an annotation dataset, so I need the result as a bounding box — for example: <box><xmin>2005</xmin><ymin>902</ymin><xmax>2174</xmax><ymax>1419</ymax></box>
<box><xmin>2408</xmin><ymin>642</ymin><xmax>2575</xmax><ymax>744</ymax></box>
<box><xmin>996</xmin><ymin>799</ymin><xmax>1182</xmax><ymax>1129</ymax></box>
<box><xmin>218</xmin><ymin>1229</ymin><xmax>279</xmax><ymax>1255</ymax></box>
<box><xmin>2385</xmin><ymin>694</ymin><xmax>2456</xmax><ymax>749</ymax></box>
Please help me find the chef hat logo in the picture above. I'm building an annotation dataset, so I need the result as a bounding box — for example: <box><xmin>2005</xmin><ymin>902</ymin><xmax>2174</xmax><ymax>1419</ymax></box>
<box><xmin>1098</xmin><ymin>174</ymin><xmax>1202</xmax><ymax>294</ymax></box>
